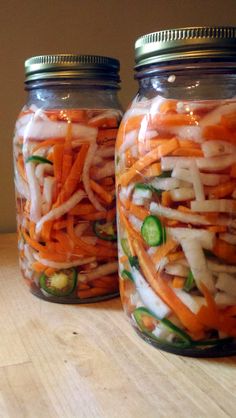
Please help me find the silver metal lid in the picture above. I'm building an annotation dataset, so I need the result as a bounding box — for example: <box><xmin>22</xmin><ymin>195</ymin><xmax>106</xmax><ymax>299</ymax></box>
<box><xmin>135</xmin><ymin>27</ymin><xmax>236</xmax><ymax>68</ymax></box>
<box><xmin>25</xmin><ymin>54</ymin><xmax>120</xmax><ymax>82</ymax></box>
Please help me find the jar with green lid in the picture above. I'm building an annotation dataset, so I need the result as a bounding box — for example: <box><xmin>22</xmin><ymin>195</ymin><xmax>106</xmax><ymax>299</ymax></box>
<box><xmin>116</xmin><ymin>27</ymin><xmax>236</xmax><ymax>357</ymax></box>
<box><xmin>14</xmin><ymin>54</ymin><xmax>122</xmax><ymax>303</ymax></box>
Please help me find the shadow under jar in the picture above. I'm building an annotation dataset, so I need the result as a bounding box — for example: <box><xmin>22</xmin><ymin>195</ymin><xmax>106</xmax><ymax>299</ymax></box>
<box><xmin>14</xmin><ymin>54</ymin><xmax>122</xmax><ymax>303</ymax></box>
<box><xmin>116</xmin><ymin>27</ymin><xmax>236</xmax><ymax>356</ymax></box>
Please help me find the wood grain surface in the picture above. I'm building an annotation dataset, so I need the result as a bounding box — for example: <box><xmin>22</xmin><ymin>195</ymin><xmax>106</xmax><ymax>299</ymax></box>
<box><xmin>1</xmin><ymin>233</ymin><xmax>236</xmax><ymax>418</ymax></box>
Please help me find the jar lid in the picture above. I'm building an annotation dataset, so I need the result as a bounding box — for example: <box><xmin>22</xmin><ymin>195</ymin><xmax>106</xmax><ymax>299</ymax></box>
<box><xmin>135</xmin><ymin>26</ymin><xmax>236</xmax><ymax>68</ymax></box>
<box><xmin>25</xmin><ymin>54</ymin><xmax>120</xmax><ymax>83</ymax></box>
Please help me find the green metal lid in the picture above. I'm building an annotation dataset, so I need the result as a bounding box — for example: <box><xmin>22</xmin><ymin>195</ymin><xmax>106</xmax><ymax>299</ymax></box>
<box><xmin>135</xmin><ymin>27</ymin><xmax>236</xmax><ymax>68</ymax></box>
<box><xmin>25</xmin><ymin>54</ymin><xmax>120</xmax><ymax>82</ymax></box>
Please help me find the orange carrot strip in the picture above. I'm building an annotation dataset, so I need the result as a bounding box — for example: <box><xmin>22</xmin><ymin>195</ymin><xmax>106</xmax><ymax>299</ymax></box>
<box><xmin>159</xmin><ymin>100</ymin><xmax>177</xmax><ymax>114</ymax></box>
<box><xmin>88</xmin><ymin>116</ymin><xmax>118</xmax><ymax>128</ymax></box>
<box><xmin>22</xmin><ymin>230</ymin><xmax>49</xmax><ymax>253</ymax></box>
<box><xmin>151</xmin><ymin>239</ymin><xmax>177</xmax><ymax>264</ymax></box>
<box><xmin>161</xmin><ymin>191</ymin><xmax>172</xmax><ymax>207</ymax></box>
<box><xmin>207</xmin><ymin>225</ymin><xmax>227</xmax><ymax>233</ymax></box>
<box><xmin>213</xmin><ymin>239</ymin><xmax>236</xmax><ymax>264</ymax></box>
<box><xmin>40</xmin><ymin>221</ymin><xmax>53</xmax><ymax>242</ymax></box>
<box><xmin>80</xmin><ymin>212</ymin><xmax>108</xmax><ymax>221</ymax></box>
<box><xmin>171</xmin><ymin>148</ymin><xmax>204</xmax><ymax>157</ymax></box>
<box><xmin>221</xmin><ymin>112</ymin><xmax>236</xmax><ymax>129</ymax></box>
<box><xmin>97</xmin><ymin>129</ymin><xmax>118</xmax><ymax>144</ymax></box>
<box><xmin>123</xmin><ymin>114</ymin><xmax>147</xmax><ymax>133</ymax></box>
<box><xmin>31</xmin><ymin>262</ymin><xmax>46</xmax><ymax>273</ymax></box>
<box><xmin>17</xmin><ymin>155</ymin><xmax>27</xmax><ymax>181</ymax></box>
<box><xmin>33</xmin><ymin>138</ymin><xmax>65</xmax><ymax>151</ymax></box>
<box><xmin>106</xmin><ymin>206</ymin><xmax>116</xmax><ymax>222</ymax></box>
<box><xmin>230</xmin><ymin>163</ymin><xmax>236</xmax><ymax>178</ymax></box>
<box><xmin>125</xmin><ymin>148</ymin><xmax>136</xmax><ymax>167</ymax></box>
<box><xmin>118</xmin><ymin>202</ymin><xmax>144</xmax><ymax>246</ymax></box>
<box><xmin>45</xmin><ymin>267</ymin><xmax>57</xmax><ymax>276</ymax></box>
<box><xmin>168</xmin><ymin>251</ymin><xmax>185</xmax><ymax>262</ymax></box>
<box><xmin>203</xmin><ymin>125</ymin><xmax>236</xmax><ymax>143</ymax></box>
<box><xmin>53</xmin><ymin>143</ymin><xmax>64</xmax><ymax>186</ymax></box>
<box><xmin>69</xmin><ymin>203</ymin><xmax>95</xmax><ymax>216</ymax></box>
<box><xmin>53</xmin><ymin>220</ymin><xmax>68</xmax><ymax>230</ymax></box>
<box><xmin>172</xmin><ymin>276</ymin><xmax>185</xmax><ymax>288</ymax></box>
<box><xmin>129</xmin><ymin>202</ymin><xmax>150</xmax><ymax>221</ymax></box>
<box><xmin>29</xmin><ymin>221</ymin><xmax>36</xmax><ymax>240</ymax></box>
<box><xmin>143</xmin><ymin>162</ymin><xmax>162</xmax><ymax>177</ymax></box>
<box><xmin>119</xmin><ymin>138</ymin><xmax>178</xmax><ymax>187</ymax></box>
<box><xmin>90</xmin><ymin>179</ymin><xmax>114</xmax><ymax>204</ymax></box>
<box><xmin>206</xmin><ymin>181</ymin><xmax>236</xmax><ymax>199</ymax></box>
<box><xmin>58</xmin><ymin>144</ymin><xmax>89</xmax><ymax>203</ymax></box>
<box><xmin>132</xmin><ymin>240</ymin><xmax>203</xmax><ymax>334</ymax></box>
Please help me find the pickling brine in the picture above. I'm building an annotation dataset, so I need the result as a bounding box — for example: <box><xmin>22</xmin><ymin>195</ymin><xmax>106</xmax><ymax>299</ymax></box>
<box><xmin>14</xmin><ymin>54</ymin><xmax>122</xmax><ymax>302</ymax></box>
<box><xmin>116</xmin><ymin>27</ymin><xmax>236</xmax><ymax>356</ymax></box>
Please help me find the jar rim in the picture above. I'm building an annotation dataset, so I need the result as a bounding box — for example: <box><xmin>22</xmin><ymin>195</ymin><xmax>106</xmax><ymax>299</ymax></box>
<box><xmin>135</xmin><ymin>26</ymin><xmax>236</xmax><ymax>69</ymax></box>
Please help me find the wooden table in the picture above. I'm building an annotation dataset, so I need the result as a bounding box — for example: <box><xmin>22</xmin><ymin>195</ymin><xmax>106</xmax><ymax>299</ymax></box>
<box><xmin>1</xmin><ymin>233</ymin><xmax>236</xmax><ymax>418</ymax></box>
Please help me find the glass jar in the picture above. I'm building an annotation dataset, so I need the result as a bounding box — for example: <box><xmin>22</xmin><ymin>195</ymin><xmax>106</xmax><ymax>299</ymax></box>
<box><xmin>14</xmin><ymin>54</ymin><xmax>122</xmax><ymax>303</ymax></box>
<box><xmin>116</xmin><ymin>27</ymin><xmax>236</xmax><ymax>356</ymax></box>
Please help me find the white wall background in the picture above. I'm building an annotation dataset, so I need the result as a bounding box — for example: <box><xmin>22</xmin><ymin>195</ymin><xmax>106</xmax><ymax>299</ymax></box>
<box><xmin>1</xmin><ymin>0</ymin><xmax>236</xmax><ymax>232</ymax></box>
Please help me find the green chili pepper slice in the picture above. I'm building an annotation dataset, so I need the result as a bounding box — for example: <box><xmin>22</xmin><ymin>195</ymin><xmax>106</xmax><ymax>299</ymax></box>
<box><xmin>26</xmin><ymin>155</ymin><xmax>53</xmax><ymax>165</ymax></box>
<box><xmin>93</xmin><ymin>220</ymin><xmax>117</xmax><ymax>241</ymax></box>
<box><xmin>39</xmin><ymin>268</ymin><xmax>77</xmax><ymax>297</ymax></box>
<box><xmin>141</xmin><ymin>215</ymin><xmax>165</xmax><ymax>247</ymax></box>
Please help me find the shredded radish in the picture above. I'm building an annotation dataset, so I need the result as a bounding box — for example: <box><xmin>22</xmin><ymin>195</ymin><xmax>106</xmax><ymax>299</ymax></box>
<box><xmin>36</xmin><ymin>189</ymin><xmax>85</xmax><ymax>234</ymax></box>
<box><xmin>207</xmin><ymin>260</ymin><xmax>236</xmax><ymax>274</ymax></box>
<box><xmin>42</xmin><ymin>177</ymin><xmax>56</xmax><ymax>215</ymax></box>
<box><xmin>92</xmin><ymin>161</ymin><xmax>115</xmax><ymax>180</ymax></box>
<box><xmin>82</xmin><ymin>142</ymin><xmax>105</xmax><ymax>211</ymax></box>
<box><xmin>191</xmin><ymin>199</ymin><xmax>236</xmax><ymax>213</ymax></box>
<box><xmin>216</xmin><ymin>273</ymin><xmax>236</xmax><ymax>296</ymax></box>
<box><xmin>162</xmin><ymin>154</ymin><xmax>236</xmax><ymax>172</ymax></box>
<box><xmin>215</xmin><ymin>292</ymin><xmax>236</xmax><ymax>307</ymax></box>
<box><xmin>97</xmin><ymin>146</ymin><xmax>115</xmax><ymax>158</ymax></box>
<box><xmin>34</xmin><ymin>252</ymin><xmax>96</xmax><ymax>269</ymax></box>
<box><xmin>172</xmin><ymin>166</ymin><xmax>230</xmax><ymax>186</ymax></box>
<box><xmin>129</xmin><ymin>214</ymin><xmax>143</xmax><ymax>231</ymax></box>
<box><xmin>151</xmin><ymin>177</ymin><xmax>181</xmax><ymax>190</ymax></box>
<box><xmin>164</xmin><ymin>262</ymin><xmax>189</xmax><ymax>277</ymax></box>
<box><xmin>131</xmin><ymin>267</ymin><xmax>170</xmax><ymax>319</ymax></box>
<box><xmin>119</xmin><ymin>130</ymin><xmax>138</xmax><ymax>154</ymax></box>
<box><xmin>35</xmin><ymin>163</ymin><xmax>54</xmax><ymax>185</ymax></box>
<box><xmin>170</xmin><ymin>188</ymin><xmax>195</xmax><ymax>202</ymax></box>
<box><xmin>199</xmin><ymin>102</ymin><xmax>236</xmax><ymax>127</ymax></box>
<box><xmin>77</xmin><ymin>261</ymin><xmax>118</xmax><ymax>282</ymax></box>
<box><xmin>189</xmin><ymin>160</ymin><xmax>205</xmax><ymax>201</ymax></box>
<box><xmin>201</xmin><ymin>140</ymin><xmax>236</xmax><ymax>157</ymax></box>
<box><xmin>25</xmin><ymin>162</ymin><xmax>42</xmax><ymax>222</ymax></box>
<box><xmin>150</xmin><ymin>202</ymin><xmax>210</xmax><ymax>225</ymax></box>
<box><xmin>173</xmin><ymin>290</ymin><xmax>205</xmax><ymax>314</ymax></box>
<box><xmin>167</xmin><ymin>227</ymin><xmax>215</xmax><ymax>250</ymax></box>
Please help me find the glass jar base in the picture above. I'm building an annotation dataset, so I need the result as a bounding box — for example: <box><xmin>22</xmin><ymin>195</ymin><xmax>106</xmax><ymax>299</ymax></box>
<box><xmin>30</xmin><ymin>286</ymin><xmax>120</xmax><ymax>304</ymax></box>
<box><xmin>134</xmin><ymin>327</ymin><xmax>236</xmax><ymax>358</ymax></box>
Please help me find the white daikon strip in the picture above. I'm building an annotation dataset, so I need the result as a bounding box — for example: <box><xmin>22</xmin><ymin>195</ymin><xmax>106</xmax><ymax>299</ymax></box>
<box><xmin>97</xmin><ymin>146</ymin><xmax>114</xmax><ymax>158</ymax></box>
<box><xmin>119</xmin><ymin>129</ymin><xmax>138</xmax><ymax>153</ymax></box>
<box><xmin>207</xmin><ymin>259</ymin><xmax>236</xmax><ymax>274</ymax></box>
<box><xmin>42</xmin><ymin>177</ymin><xmax>56</xmax><ymax>215</ymax></box>
<box><xmin>219</xmin><ymin>233</ymin><xmax>236</xmax><ymax>245</ymax></box>
<box><xmin>119</xmin><ymin>183</ymin><xmax>135</xmax><ymax>203</ymax></box>
<box><xmin>176</xmin><ymin>101</ymin><xmax>217</xmax><ymax>114</ymax></box>
<box><xmin>133</xmin><ymin>188</ymin><xmax>152</xmax><ymax>200</ymax></box>
<box><xmin>162</xmin><ymin>154</ymin><xmax>236</xmax><ymax>172</ymax></box>
<box><xmin>167</xmin><ymin>227</ymin><xmax>215</xmax><ymax>250</ymax></box>
<box><xmin>168</xmin><ymin>125</ymin><xmax>203</xmax><ymax>143</ymax></box>
<box><xmin>21</xmin><ymin>119</ymin><xmax>97</xmax><ymax>140</ymax></box>
<box><xmin>189</xmin><ymin>160</ymin><xmax>205</xmax><ymax>201</ymax></box>
<box><xmin>132</xmin><ymin>198</ymin><xmax>145</xmax><ymax>206</ymax></box>
<box><xmin>216</xmin><ymin>273</ymin><xmax>236</xmax><ymax>296</ymax></box>
<box><xmin>82</xmin><ymin>142</ymin><xmax>105</xmax><ymax>211</ymax></box>
<box><xmin>35</xmin><ymin>163</ymin><xmax>54</xmax><ymax>185</ymax></box>
<box><xmin>215</xmin><ymin>292</ymin><xmax>236</xmax><ymax>307</ymax></box>
<box><xmin>164</xmin><ymin>262</ymin><xmax>189</xmax><ymax>277</ymax></box>
<box><xmin>92</xmin><ymin>161</ymin><xmax>115</xmax><ymax>180</ymax></box>
<box><xmin>129</xmin><ymin>214</ymin><xmax>143</xmax><ymax>231</ymax></box>
<box><xmin>131</xmin><ymin>267</ymin><xmax>170</xmax><ymax>319</ymax></box>
<box><xmin>14</xmin><ymin>171</ymin><xmax>30</xmax><ymax>200</ymax></box>
<box><xmin>170</xmin><ymin>188</ymin><xmax>195</xmax><ymax>202</ymax></box>
<box><xmin>36</xmin><ymin>189</ymin><xmax>85</xmax><ymax>234</ymax></box>
<box><xmin>150</xmin><ymin>202</ymin><xmax>210</xmax><ymax>225</ymax></box>
<box><xmin>173</xmin><ymin>289</ymin><xmax>206</xmax><ymax>314</ymax></box>
<box><xmin>201</xmin><ymin>140</ymin><xmax>236</xmax><ymax>157</ymax></box>
<box><xmin>151</xmin><ymin>177</ymin><xmax>181</xmax><ymax>190</ymax></box>
<box><xmin>88</xmin><ymin>109</ymin><xmax>122</xmax><ymax>125</ymax></box>
<box><xmin>34</xmin><ymin>252</ymin><xmax>96</xmax><ymax>269</ymax></box>
<box><xmin>180</xmin><ymin>239</ymin><xmax>215</xmax><ymax>293</ymax></box>
<box><xmin>199</xmin><ymin>102</ymin><xmax>236</xmax><ymax>127</ymax></box>
<box><xmin>25</xmin><ymin>162</ymin><xmax>42</xmax><ymax>222</ymax></box>
<box><xmin>191</xmin><ymin>199</ymin><xmax>236</xmax><ymax>213</ymax></box>
<box><xmin>172</xmin><ymin>166</ymin><xmax>230</xmax><ymax>186</ymax></box>
<box><xmin>77</xmin><ymin>261</ymin><xmax>118</xmax><ymax>282</ymax></box>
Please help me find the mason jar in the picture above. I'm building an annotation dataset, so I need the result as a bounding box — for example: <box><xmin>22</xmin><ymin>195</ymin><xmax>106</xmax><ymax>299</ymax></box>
<box><xmin>14</xmin><ymin>54</ymin><xmax>122</xmax><ymax>303</ymax></box>
<box><xmin>116</xmin><ymin>27</ymin><xmax>236</xmax><ymax>356</ymax></box>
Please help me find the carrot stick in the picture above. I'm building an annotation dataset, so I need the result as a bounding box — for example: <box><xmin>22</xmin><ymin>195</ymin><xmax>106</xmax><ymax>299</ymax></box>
<box><xmin>161</xmin><ymin>191</ymin><xmax>171</xmax><ymax>207</ymax></box>
<box><xmin>17</xmin><ymin>155</ymin><xmax>27</xmax><ymax>181</ymax></box>
<box><xmin>90</xmin><ymin>179</ymin><xmax>114</xmax><ymax>204</ymax></box>
<box><xmin>31</xmin><ymin>262</ymin><xmax>46</xmax><ymax>273</ymax></box>
<box><xmin>213</xmin><ymin>239</ymin><xmax>236</xmax><ymax>263</ymax></box>
<box><xmin>132</xmin><ymin>240</ymin><xmax>203</xmax><ymax>334</ymax></box>
<box><xmin>129</xmin><ymin>202</ymin><xmax>150</xmax><ymax>221</ymax></box>
<box><xmin>53</xmin><ymin>220</ymin><xmax>68</xmax><ymax>230</ymax></box>
<box><xmin>119</xmin><ymin>138</ymin><xmax>178</xmax><ymax>187</ymax></box>
<box><xmin>203</xmin><ymin>125</ymin><xmax>236</xmax><ymax>142</ymax></box>
<box><xmin>152</xmin><ymin>113</ymin><xmax>200</xmax><ymax>127</ymax></box>
<box><xmin>53</xmin><ymin>143</ymin><xmax>64</xmax><ymax>186</ymax></box>
<box><xmin>143</xmin><ymin>162</ymin><xmax>162</xmax><ymax>177</ymax></box>
<box><xmin>206</xmin><ymin>181</ymin><xmax>236</xmax><ymax>199</ymax></box>
<box><xmin>33</xmin><ymin>138</ymin><xmax>65</xmax><ymax>152</ymax></box>
<box><xmin>40</xmin><ymin>221</ymin><xmax>53</xmax><ymax>242</ymax></box>
<box><xmin>151</xmin><ymin>239</ymin><xmax>177</xmax><ymax>264</ymax></box>
<box><xmin>159</xmin><ymin>100</ymin><xmax>177</xmax><ymax>114</ymax></box>
<box><xmin>69</xmin><ymin>203</ymin><xmax>95</xmax><ymax>216</ymax></box>
<box><xmin>44</xmin><ymin>267</ymin><xmax>57</xmax><ymax>276</ymax></box>
<box><xmin>171</xmin><ymin>148</ymin><xmax>204</xmax><ymax>157</ymax></box>
<box><xmin>58</xmin><ymin>144</ymin><xmax>89</xmax><ymax>203</ymax></box>
<box><xmin>168</xmin><ymin>251</ymin><xmax>185</xmax><ymax>262</ymax></box>
<box><xmin>172</xmin><ymin>276</ymin><xmax>185</xmax><ymax>288</ymax></box>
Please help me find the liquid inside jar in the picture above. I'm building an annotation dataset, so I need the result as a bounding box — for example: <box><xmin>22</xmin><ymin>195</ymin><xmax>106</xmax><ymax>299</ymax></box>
<box><xmin>116</xmin><ymin>95</ymin><xmax>236</xmax><ymax>356</ymax></box>
<box><xmin>14</xmin><ymin>106</ymin><xmax>122</xmax><ymax>302</ymax></box>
